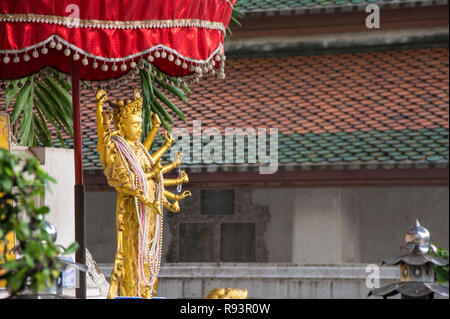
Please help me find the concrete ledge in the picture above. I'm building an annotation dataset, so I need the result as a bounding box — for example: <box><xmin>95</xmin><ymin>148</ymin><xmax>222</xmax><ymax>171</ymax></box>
<box><xmin>99</xmin><ymin>263</ymin><xmax>399</xmax><ymax>279</ymax></box>
<box><xmin>99</xmin><ymin>263</ymin><xmax>401</xmax><ymax>299</ymax></box>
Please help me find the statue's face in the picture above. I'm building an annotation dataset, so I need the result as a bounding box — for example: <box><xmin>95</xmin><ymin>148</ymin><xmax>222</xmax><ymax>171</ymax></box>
<box><xmin>121</xmin><ymin>114</ymin><xmax>142</xmax><ymax>141</ymax></box>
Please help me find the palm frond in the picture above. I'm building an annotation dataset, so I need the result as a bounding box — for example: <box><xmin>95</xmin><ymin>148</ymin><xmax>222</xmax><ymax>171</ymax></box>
<box><xmin>226</xmin><ymin>3</ymin><xmax>245</xmax><ymax>40</ymax></box>
<box><xmin>139</xmin><ymin>64</ymin><xmax>190</xmax><ymax>141</ymax></box>
<box><xmin>5</xmin><ymin>70</ymin><xmax>73</xmax><ymax>147</ymax></box>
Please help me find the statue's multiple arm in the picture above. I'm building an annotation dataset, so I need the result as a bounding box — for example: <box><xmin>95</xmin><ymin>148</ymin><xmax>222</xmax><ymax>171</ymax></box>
<box><xmin>164</xmin><ymin>190</ymin><xmax>191</xmax><ymax>201</ymax></box>
<box><xmin>96</xmin><ymin>90</ymin><xmax>117</xmax><ymax>168</ymax></box>
<box><xmin>143</xmin><ymin>113</ymin><xmax>161</xmax><ymax>151</ymax></box>
<box><xmin>115</xmin><ymin>186</ymin><xmax>161</xmax><ymax>215</ymax></box>
<box><xmin>161</xmin><ymin>151</ymin><xmax>183</xmax><ymax>175</ymax></box>
<box><xmin>163</xmin><ymin>196</ymin><xmax>180</xmax><ymax>213</ymax></box>
<box><xmin>96</xmin><ymin>90</ymin><xmax>106</xmax><ymax>138</ymax></box>
<box><xmin>95</xmin><ymin>89</ymin><xmax>188</xmax><ymax>215</ymax></box>
<box><xmin>163</xmin><ymin>170</ymin><xmax>188</xmax><ymax>186</ymax></box>
<box><xmin>151</xmin><ymin>131</ymin><xmax>175</xmax><ymax>163</ymax></box>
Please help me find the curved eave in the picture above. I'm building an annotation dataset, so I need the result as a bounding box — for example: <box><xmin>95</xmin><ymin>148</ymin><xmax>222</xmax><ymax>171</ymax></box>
<box><xmin>241</xmin><ymin>0</ymin><xmax>449</xmax><ymax>17</ymax></box>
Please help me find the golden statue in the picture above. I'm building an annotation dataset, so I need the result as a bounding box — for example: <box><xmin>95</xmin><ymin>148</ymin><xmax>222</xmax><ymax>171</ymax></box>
<box><xmin>206</xmin><ymin>288</ymin><xmax>248</xmax><ymax>299</ymax></box>
<box><xmin>95</xmin><ymin>89</ymin><xmax>190</xmax><ymax>299</ymax></box>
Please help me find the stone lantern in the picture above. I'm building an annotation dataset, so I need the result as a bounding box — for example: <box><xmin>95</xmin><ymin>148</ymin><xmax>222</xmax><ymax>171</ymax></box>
<box><xmin>368</xmin><ymin>220</ymin><xmax>448</xmax><ymax>299</ymax></box>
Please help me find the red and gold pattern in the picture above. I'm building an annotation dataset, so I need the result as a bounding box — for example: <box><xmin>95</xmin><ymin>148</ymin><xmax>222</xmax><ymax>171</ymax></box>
<box><xmin>0</xmin><ymin>0</ymin><xmax>236</xmax><ymax>80</ymax></box>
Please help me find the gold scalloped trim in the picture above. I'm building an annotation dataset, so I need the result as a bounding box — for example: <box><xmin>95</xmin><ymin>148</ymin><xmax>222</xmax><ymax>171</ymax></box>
<box><xmin>0</xmin><ymin>13</ymin><xmax>226</xmax><ymax>33</ymax></box>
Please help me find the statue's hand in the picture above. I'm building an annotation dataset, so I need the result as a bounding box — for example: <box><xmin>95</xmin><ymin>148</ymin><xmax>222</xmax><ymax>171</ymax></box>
<box><xmin>174</xmin><ymin>152</ymin><xmax>183</xmax><ymax>165</ymax></box>
<box><xmin>154</xmin><ymin>202</ymin><xmax>162</xmax><ymax>215</ymax></box>
<box><xmin>170</xmin><ymin>201</ymin><xmax>180</xmax><ymax>213</ymax></box>
<box><xmin>96</xmin><ymin>89</ymin><xmax>107</xmax><ymax>102</ymax></box>
<box><xmin>151</xmin><ymin>112</ymin><xmax>161</xmax><ymax>127</ymax></box>
<box><xmin>180</xmin><ymin>190</ymin><xmax>191</xmax><ymax>199</ymax></box>
<box><xmin>177</xmin><ymin>171</ymin><xmax>189</xmax><ymax>184</ymax></box>
<box><xmin>164</xmin><ymin>131</ymin><xmax>175</xmax><ymax>146</ymax></box>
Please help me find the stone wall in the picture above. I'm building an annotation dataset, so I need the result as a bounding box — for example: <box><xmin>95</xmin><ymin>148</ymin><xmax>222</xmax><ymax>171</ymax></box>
<box><xmin>290</xmin><ymin>187</ymin><xmax>449</xmax><ymax>264</ymax></box>
<box><xmin>87</xmin><ymin>186</ymin><xmax>449</xmax><ymax>265</ymax></box>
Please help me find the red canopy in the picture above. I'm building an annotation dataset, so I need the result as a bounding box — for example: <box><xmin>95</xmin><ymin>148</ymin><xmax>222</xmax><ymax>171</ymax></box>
<box><xmin>0</xmin><ymin>0</ymin><xmax>236</xmax><ymax>80</ymax></box>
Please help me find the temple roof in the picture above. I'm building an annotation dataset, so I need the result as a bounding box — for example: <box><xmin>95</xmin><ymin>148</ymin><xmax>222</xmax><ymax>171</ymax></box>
<box><xmin>238</xmin><ymin>0</ymin><xmax>449</xmax><ymax>14</ymax></box>
<box><xmin>67</xmin><ymin>46</ymin><xmax>448</xmax><ymax>170</ymax></box>
<box><xmin>1</xmin><ymin>45</ymin><xmax>448</xmax><ymax>171</ymax></box>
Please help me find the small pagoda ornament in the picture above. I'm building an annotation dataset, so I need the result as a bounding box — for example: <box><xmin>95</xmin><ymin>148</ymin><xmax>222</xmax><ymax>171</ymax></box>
<box><xmin>368</xmin><ymin>220</ymin><xmax>449</xmax><ymax>299</ymax></box>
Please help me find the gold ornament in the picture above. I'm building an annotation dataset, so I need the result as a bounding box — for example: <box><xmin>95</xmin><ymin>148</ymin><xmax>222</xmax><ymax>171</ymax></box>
<box><xmin>206</xmin><ymin>288</ymin><xmax>248</xmax><ymax>299</ymax></box>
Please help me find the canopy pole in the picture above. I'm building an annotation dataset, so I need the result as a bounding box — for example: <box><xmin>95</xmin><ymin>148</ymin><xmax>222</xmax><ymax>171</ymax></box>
<box><xmin>71</xmin><ymin>61</ymin><xmax>86</xmax><ymax>299</ymax></box>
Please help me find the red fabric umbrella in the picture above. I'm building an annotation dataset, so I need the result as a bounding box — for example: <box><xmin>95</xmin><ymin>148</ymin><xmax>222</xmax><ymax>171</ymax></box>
<box><xmin>0</xmin><ymin>0</ymin><xmax>234</xmax><ymax>80</ymax></box>
<box><xmin>0</xmin><ymin>0</ymin><xmax>236</xmax><ymax>298</ymax></box>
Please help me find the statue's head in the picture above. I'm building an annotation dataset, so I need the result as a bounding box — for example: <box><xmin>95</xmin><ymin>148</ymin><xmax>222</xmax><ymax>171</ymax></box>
<box><xmin>113</xmin><ymin>90</ymin><xmax>143</xmax><ymax>141</ymax></box>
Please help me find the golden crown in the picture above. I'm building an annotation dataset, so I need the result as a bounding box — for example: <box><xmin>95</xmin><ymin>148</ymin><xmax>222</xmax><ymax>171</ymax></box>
<box><xmin>111</xmin><ymin>89</ymin><xmax>143</xmax><ymax>126</ymax></box>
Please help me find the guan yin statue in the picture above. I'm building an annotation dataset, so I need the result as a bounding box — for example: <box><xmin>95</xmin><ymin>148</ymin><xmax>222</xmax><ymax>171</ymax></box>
<box><xmin>96</xmin><ymin>89</ymin><xmax>190</xmax><ymax>299</ymax></box>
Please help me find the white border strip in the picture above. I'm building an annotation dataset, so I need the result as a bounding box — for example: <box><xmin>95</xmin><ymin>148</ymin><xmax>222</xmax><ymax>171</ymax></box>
<box><xmin>0</xmin><ymin>35</ymin><xmax>224</xmax><ymax>65</ymax></box>
<box><xmin>0</xmin><ymin>14</ymin><xmax>226</xmax><ymax>33</ymax></box>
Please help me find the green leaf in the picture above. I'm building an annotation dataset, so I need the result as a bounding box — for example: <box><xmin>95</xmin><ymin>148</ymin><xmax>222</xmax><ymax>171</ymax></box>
<box><xmin>140</xmin><ymin>70</ymin><xmax>152</xmax><ymax>142</ymax></box>
<box><xmin>35</xmin><ymin>83</ymin><xmax>73</xmax><ymax>138</ymax></box>
<box><xmin>14</xmin><ymin>221</ymin><xmax>30</xmax><ymax>239</ymax></box>
<box><xmin>10</xmin><ymin>76</ymin><xmax>34</xmax><ymax>125</ymax></box>
<box><xmin>180</xmin><ymin>82</ymin><xmax>192</xmax><ymax>95</ymax></box>
<box><xmin>25</xmin><ymin>240</ymin><xmax>43</xmax><ymax>261</ymax></box>
<box><xmin>53</xmin><ymin>71</ymin><xmax>72</xmax><ymax>92</ymax></box>
<box><xmin>152</xmin><ymin>97</ymin><xmax>174</xmax><ymax>124</ymax></box>
<box><xmin>5</xmin><ymin>78</ymin><xmax>28</xmax><ymax>109</ymax></box>
<box><xmin>153</xmin><ymin>76</ymin><xmax>190</xmax><ymax>105</ymax></box>
<box><xmin>1</xmin><ymin>179</ymin><xmax>13</xmax><ymax>192</ymax></box>
<box><xmin>43</xmin><ymin>77</ymin><xmax>72</xmax><ymax>116</ymax></box>
<box><xmin>63</xmin><ymin>242</ymin><xmax>79</xmax><ymax>255</ymax></box>
<box><xmin>431</xmin><ymin>242</ymin><xmax>449</xmax><ymax>284</ymax></box>
<box><xmin>35</xmin><ymin>206</ymin><xmax>50</xmax><ymax>215</ymax></box>
<box><xmin>33</xmin><ymin>112</ymin><xmax>53</xmax><ymax>147</ymax></box>
<box><xmin>7</xmin><ymin>267</ymin><xmax>28</xmax><ymax>292</ymax></box>
<box><xmin>1</xmin><ymin>260</ymin><xmax>19</xmax><ymax>270</ymax></box>
<box><xmin>153</xmin><ymin>86</ymin><xmax>184</xmax><ymax>122</ymax></box>
<box><xmin>51</xmin><ymin>269</ymin><xmax>60</xmax><ymax>280</ymax></box>
<box><xmin>16</xmin><ymin>78</ymin><xmax>35</xmax><ymax>145</ymax></box>
<box><xmin>23</xmin><ymin>254</ymin><xmax>35</xmax><ymax>268</ymax></box>
<box><xmin>230</xmin><ymin>16</ymin><xmax>242</xmax><ymax>27</ymax></box>
<box><xmin>34</xmin><ymin>98</ymin><xmax>66</xmax><ymax>147</ymax></box>
<box><xmin>156</xmin><ymin>111</ymin><xmax>172</xmax><ymax>132</ymax></box>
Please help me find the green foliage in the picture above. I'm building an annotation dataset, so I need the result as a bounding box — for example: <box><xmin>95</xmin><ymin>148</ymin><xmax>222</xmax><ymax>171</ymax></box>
<box><xmin>139</xmin><ymin>64</ymin><xmax>189</xmax><ymax>144</ymax></box>
<box><xmin>4</xmin><ymin>70</ymin><xmax>73</xmax><ymax>148</ymax></box>
<box><xmin>226</xmin><ymin>2</ymin><xmax>245</xmax><ymax>40</ymax></box>
<box><xmin>431</xmin><ymin>242</ymin><xmax>449</xmax><ymax>284</ymax></box>
<box><xmin>0</xmin><ymin>148</ymin><xmax>78</xmax><ymax>295</ymax></box>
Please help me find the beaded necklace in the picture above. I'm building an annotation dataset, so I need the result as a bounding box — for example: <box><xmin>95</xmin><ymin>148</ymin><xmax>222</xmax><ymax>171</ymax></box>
<box><xmin>112</xmin><ymin>135</ymin><xmax>164</xmax><ymax>297</ymax></box>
